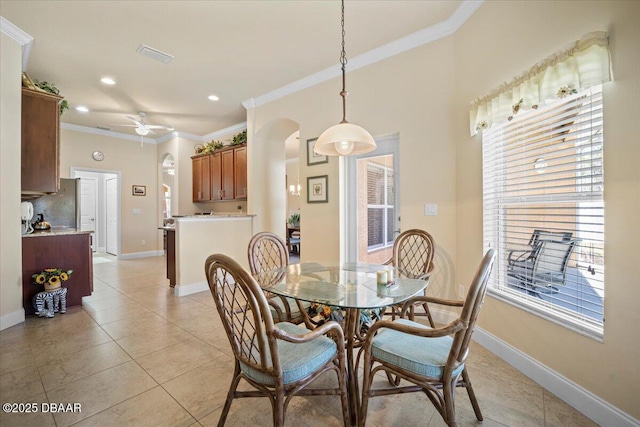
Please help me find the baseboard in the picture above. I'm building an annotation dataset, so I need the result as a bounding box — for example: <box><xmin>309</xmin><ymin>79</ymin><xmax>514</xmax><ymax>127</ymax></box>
<box><xmin>174</xmin><ymin>280</ymin><xmax>209</xmax><ymax>297</ymax></box>
<box><xmin>474</xmin><ymin>327</ymin><xmax>639</xmax><ymax>427</ymax></box>
<box><xmin>119</xmin><ymin>250</ymin><xmax>164</xmax><ymax>260</ymax></box>
<box><xmin>0</xmin><ymin>308</ymin><xmax>25</xmax><ymax>331</ymax></box>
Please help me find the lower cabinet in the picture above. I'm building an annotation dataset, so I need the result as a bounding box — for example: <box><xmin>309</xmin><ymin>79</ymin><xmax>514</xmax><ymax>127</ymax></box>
<box><xmin>22</xmin><ymin>233</ymin><xmax>93</xmax><ymax>315</ymax></box>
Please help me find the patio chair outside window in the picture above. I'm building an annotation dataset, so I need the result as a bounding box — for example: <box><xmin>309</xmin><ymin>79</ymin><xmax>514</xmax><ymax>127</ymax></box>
<box><xmin>508</xmin><ymin>237</ymin><xmax>578</xmax><ymax>294</ymax></box>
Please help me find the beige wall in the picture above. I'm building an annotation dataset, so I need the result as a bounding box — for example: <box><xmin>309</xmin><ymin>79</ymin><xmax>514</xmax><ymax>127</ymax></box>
<box><xmin>60</xmin><ymin>129</ymin><xmax>161</xmax><ymax>255</ymax></box>
<box><xmin>247</xmin><ymin>0</ymin><xmax>639</xmax><ymax>418</ymax></box>
<box><xmin>453</xmin><ymin>1</ymin><xmax>639</xmax><ymax>418</ymax></box>
<box><xmin>251</xmin><ymin>35</ymin><xmax>457</xmax><ymax>274</ymax></box>
<box><xmin>0</xmin><ymin>32</ymin><xmax>25</xmax><ymax>328</ymax></box>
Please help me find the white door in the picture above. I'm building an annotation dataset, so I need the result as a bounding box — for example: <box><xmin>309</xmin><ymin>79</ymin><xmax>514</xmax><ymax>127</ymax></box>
<box><xmin>106</xmin><ymin>177</ymin><xmax>118</xmax><ymax>255</ymax></box>
<box><xmin>80</xmin><ymin>177</ymin><xmax>98</xmax><ymax>251</ymax></box>
<box><xmin>345</xmin><ymin>135</ymin><xmax>400</xmax><ymax>263</ymax></box>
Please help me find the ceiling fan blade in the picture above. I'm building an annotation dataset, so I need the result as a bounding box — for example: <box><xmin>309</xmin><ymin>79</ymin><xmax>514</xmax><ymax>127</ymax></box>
<box><xmin>126</xmin><ymin>116</ymin><xmax>145</xmax><ymax>127</ymax></box>
<box><xmin>147</xmin><ymin>128</ymin><xmax>157</xmax><ymax>135</ymax></box>
<box><xmin>109</xmin><ymin>124</ymin><xmax>138</xmax><ymax>127</ymax></box>
<box><xmin>146</xmin><ymin>125</ymin><xmax>169</xmax><ymax>130</ymax></box>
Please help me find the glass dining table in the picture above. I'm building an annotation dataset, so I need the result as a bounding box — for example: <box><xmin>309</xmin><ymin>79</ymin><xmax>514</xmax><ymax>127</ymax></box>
<box><xmin>254</xmin><ymin>261</ymin><xmax>429</xmax><ymax>425</ymax></box>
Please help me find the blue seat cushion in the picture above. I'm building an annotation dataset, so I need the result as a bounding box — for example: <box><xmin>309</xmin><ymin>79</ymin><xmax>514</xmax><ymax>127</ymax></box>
<box><xmin>240</xmin><ymin>322</ymin><xmax>337</xmax><ymax>386</ymax></box>
<box><xmin>371</xmin><ymin>318</ymin><xmax>464</xmax><ymax>379</ymax></box>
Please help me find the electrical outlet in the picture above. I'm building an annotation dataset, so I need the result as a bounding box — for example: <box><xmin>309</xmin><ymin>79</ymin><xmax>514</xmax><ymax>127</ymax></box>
<box><xmin>141</xmin><ymin>240</ymin><xmax>146</xmax><ymax>245</ymax></box>
<box><xmin>458</xmin><ymin>284</ymin><xmax>465</xmax><ymax>297</ymax></box>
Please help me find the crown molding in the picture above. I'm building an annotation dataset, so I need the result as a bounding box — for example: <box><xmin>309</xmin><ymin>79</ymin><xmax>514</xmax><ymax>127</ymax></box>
<box><xmin>242</xmin><ymin>0</ymin><xmax>483</xmax><ymax>110</ymax></box>
<box><xmin>61</xmin><ymin>121</ymin><xmax>249</xmax><ymax>145</ymax></box>
<box><xmin>202</xmin><ymin>121</ymin><xmax>247</xmax><ymax>141</ymax></box>
<box><xmin>61</xmin><ymin>122</ymin><xmax>158</xmax><ymax>144</ymax></box>
<box><xmin>0</xmin><ymin>16</ymin><xmax>34</xmax><ymax>70</ymax></box>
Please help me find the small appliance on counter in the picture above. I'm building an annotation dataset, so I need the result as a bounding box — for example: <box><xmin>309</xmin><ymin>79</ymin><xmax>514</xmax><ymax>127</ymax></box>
<box><xmin>21</xmin><ymin>201</ymin><xmax>34</xmax><ymax>234</ymax></box>
<box><xmin>32</xmin><ymin>213</ymin><xmax>52</xmax><ymax>231</ymax></box>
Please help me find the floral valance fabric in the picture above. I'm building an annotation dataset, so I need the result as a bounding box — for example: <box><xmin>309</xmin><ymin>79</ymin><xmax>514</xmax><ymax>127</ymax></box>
<box><xmin>469</xmin><ymin>31</ymin><xmax>611</xmax><ymax>136</ymax></box>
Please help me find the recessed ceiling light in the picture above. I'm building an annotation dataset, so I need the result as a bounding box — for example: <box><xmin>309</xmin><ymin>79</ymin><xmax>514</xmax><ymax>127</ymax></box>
<box><xmin>76</xmin><ymin>106</ymin><xmax>89</xmax><ymax>113</ymax></box>
<box><xmin>208</xmin><ymin>95</ymin><xmax>219</xmax><ymax>101</ymax></box>
<box><xmin>100</xmin><ymin>77</ymin><xmax>116</xmax><ymax>85</ymax></box>
<box><xmin>167</xmin><ymin>127</ymin><xmax>174</xmax><ymax>131</ymax></box>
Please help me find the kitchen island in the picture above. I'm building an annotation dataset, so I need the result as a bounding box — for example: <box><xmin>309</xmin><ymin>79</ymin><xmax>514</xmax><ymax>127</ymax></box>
<box><xmin>22</xmin><ymin>229</ymin><xmax>93</xmax><ymax>315</ymax></box>
<box><xmin>165</xmin><ymin>214</ymin><xmax>254</xmax><ymax>296</ymax></box>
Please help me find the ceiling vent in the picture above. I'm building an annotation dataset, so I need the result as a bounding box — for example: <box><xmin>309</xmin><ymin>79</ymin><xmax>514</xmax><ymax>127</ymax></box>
<box><xmin>136</xmin><ymin>44</ymin><xmax>174</xmax><ymax>64</ymax></box>
<box><xmin>96</xmin><ymin>125</ymin><xmax>111</xmax><ymax>131</ymax></box>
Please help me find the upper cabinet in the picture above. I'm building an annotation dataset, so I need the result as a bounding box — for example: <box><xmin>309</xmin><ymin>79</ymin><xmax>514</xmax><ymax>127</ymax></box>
<box><xmin>234</xmin><ymin>146</ymin><xmax>247</xmax><ymax>200</ymax></box>
<box><xmin>192</xmin><ymin>155</ymin><xmax>211</xmax><ymax>202</ymax></box>
<box><xmin>21</xmin><ymin>88</ymin><xmax>63</xmax><ymax>195</ymax></box>
<box><xmin>191</xmin><ymin>143</ymin><xmax>247</xmax><ymax>202</ymax></box>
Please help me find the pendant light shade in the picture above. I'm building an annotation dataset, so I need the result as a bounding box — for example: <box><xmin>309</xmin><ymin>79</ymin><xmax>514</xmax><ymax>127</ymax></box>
<box><xmin>314</xmin><ymin>122</ymin><xmax>376</xmax><ymax>156</ymax></box>
<box><xmin>317</xmin><ymin>0</ymin><xmax>376</xmax><ymax>157</ymax></box>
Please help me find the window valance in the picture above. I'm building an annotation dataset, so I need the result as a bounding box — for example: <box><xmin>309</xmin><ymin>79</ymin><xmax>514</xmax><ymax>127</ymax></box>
<box><xmin>469</xmin><ymin>31</ymin><xmax>611</xmax><ymax>136</ymax></box>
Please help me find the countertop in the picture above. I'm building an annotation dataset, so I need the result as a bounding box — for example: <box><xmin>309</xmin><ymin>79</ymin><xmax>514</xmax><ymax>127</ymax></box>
<box><xmin>22</xmin><ymin>228</ymin><xmax>92</xmax><ymax>238</ymax></box>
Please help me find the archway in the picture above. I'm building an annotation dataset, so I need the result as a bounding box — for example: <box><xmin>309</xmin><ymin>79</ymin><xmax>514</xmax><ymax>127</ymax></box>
<box><xmin>248</xmin><ymin>118</ymin><xmax>299</xmax><ymax>237</ymax></box>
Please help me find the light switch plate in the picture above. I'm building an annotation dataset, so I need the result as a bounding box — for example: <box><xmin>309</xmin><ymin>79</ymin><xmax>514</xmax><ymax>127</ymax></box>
<box><xmin>424</xmin><ymin>203</ymin><xmax>438</xmax><ymax>216</ymax></box>
<box><xmin>133</xmin><ymin>208</ymin><xmax>141</xmax><ymax>215</ymax></box>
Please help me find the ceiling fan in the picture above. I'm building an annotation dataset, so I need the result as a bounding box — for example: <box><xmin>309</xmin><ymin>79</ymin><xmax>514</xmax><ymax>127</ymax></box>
<box><xmin>111</xmin><ymin>112</ymin><xmax>172</xmax><ymax>145</ymax></box>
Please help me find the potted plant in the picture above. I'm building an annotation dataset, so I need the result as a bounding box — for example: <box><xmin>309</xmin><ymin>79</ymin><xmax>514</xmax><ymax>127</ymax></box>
<box><xmin>33</xmin><ymin>80</ymin><xmax>69</xmax><ymax>115</ymax></box>
<box><xmin>229</xmin><ymin>129</ymin><xmax>247</xmax><ymax>146</ymax></box>
<box><xmin>287</xmin><ymin>212</ymin><xmax>300</xmax><ymax>226</ymax></box>
<box><xmin>33</xmin><ymin>268</ymin><xmax>73</xmax><ymax>292</ymax></box>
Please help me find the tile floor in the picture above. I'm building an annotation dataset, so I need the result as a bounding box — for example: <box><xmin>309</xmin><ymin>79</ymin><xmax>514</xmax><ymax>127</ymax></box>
<box><xmin>0</xmin><ymin>255</ymin><xmax>598</xmax><ymax>426</ymax></box>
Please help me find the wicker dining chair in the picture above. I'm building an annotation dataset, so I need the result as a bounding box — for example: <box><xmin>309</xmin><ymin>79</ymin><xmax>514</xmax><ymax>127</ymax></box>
<box><xmin>205</xmin><ymin>253</ymin><xmax>350</xmax><ymax>427</ymax></box>
<box><xmin>359</xmin><ymin>249</ymin><xmax>496</xmax><ymax>427</ymax></box>
<box><xmin>384</xmin><ymin>229</ymin><xmax>436</xmax><ymax>322</ymax></box>
<box><xmin>248</xmin><ymin>231</ymin><xmax>309</xmax><ymax>324</ymax></box>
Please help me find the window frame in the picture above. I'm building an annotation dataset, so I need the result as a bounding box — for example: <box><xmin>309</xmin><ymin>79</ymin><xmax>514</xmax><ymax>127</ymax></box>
<box><xmin>482</xmin><ymin>86</ymin><xmax>605</xmax><ymax>341</ymax></box>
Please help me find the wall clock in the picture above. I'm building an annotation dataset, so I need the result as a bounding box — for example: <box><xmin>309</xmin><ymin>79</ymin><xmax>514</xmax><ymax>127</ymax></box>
<box><xmin>92</xmin><ymin>151</ymin><xmax>104</xmax><ymax>161</ymax></box>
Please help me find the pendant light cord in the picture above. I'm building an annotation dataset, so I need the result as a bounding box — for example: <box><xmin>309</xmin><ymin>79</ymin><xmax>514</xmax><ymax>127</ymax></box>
<box><xmin>340</xmin><ymin>0</ymin><xmax>349</xmax><ymax>124</ymax></box>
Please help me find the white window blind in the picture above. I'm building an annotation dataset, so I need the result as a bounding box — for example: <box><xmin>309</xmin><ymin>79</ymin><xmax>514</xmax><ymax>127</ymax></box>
<box><xmin>482</xmin><ymin>85</ymin><xmax>604</xmax><ymax>339</ymax></box>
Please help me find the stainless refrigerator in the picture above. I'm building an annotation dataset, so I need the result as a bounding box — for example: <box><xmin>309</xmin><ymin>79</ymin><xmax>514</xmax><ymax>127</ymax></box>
<box><xmin>30</xmin><ymin>178</ymin><xmax>81</xmax><ymax>229</ymax></box>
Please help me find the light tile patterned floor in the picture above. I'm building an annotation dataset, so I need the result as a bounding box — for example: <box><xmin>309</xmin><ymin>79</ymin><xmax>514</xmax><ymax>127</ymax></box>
<box><xmin>0</xmin><ymin>255</ymin><xmax>598</xmax><ymax>426</ymax></box>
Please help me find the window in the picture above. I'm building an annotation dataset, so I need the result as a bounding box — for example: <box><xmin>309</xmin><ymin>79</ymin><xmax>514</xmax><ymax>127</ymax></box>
<box><xmin>366</xmin><ymin>159</ymin><xmax>395</xmax><ymax>251</ymax></box>
<box><xmin>482</xmin><ymin>85</ymin><xmax>604</xmax><ymax>339</ymax></box>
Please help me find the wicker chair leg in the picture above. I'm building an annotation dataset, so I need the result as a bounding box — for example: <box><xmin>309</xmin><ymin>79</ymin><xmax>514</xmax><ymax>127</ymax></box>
<box><xmin>462</xmin><ymin>368</ymin><xmax>483</xmax><ymax>421</ymax></box>
<box><xmin>336</xmin><ymin>356</ymin><xmax>351</xmax><ymax>427</ymax></box>
<box><xmin>358</xmin><ymin>353</ymin><xmax>374</xmax><ymax>427</ymax></box>
<box><xmin>423</xmin><ymin>303</ymin><xmax>436</xmax><ymax>328</ymax></box>
<box><xmin>218</xmin><ymin>363</ymin><xmax>242</xmax><ymax>427</ymax></box>
<box><xmin>442</xmin><ymin>380</ymin><xmax>457</xmax><ymax>427</ymax></box>
<box><xmin>273</xmin><ymin>391</ymin><xmax>285</xmax><ymax>427</ymax></box>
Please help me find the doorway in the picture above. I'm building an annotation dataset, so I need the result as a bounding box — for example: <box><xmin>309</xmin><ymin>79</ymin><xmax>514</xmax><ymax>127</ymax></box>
<box><xmin>71</xmin><ymin>168</ymin><xmax>121</xmax><ymax>256</ymax></box>
<box><xmin>344</xmin><ymin>134</ymin><xmax>400</xmax><ymax>263</ymax></box>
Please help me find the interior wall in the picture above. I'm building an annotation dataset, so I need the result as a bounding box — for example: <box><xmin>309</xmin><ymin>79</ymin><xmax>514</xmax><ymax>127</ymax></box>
<box><xmin>60</xmin><ymin>129</ymin><xmax>160</xmax><ymax>255</ymax></box>
<box><xmin>0</xmin><ymin>32</ymin><xmax>25</xmax><ymax>329</ymax></box>
<box><xmin>453</xmin><ymin>0</ymin><xmax>640</xmax><ymax>418</ymax></box>
<box><xmin>251</xmin><ymin>36</ymin><xmax>457</xmax><ymax>273</ymax></box>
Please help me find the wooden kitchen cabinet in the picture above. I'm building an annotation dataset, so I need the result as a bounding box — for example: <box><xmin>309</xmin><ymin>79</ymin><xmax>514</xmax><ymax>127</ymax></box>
<box><xmin>210</xmin><ymin>152</ymin><xmax>222</xmax><ymax>200</ymax></box>
<box><xmin>21</xmin><ymin>88</ymin><xmax>63</xmax><ymax>195</ymax></box>
<box><xmin>193</xmin><ymin>143</ymin><xmax>247</xmax><ymax>202</ymax></box>
<box><xmin>192</xmin><ymin>155</ymin><xmax>211</xmax><ymax>202</ymax></box>
<box><xmin>221</xmin><ymin>149</ymin><xmax>234</xmax><ymax>200</ymax></box>
<box><xmin>234</xmin><ymin>146</ymin><xmax>247</xmax><ymax>200</ymax></box>
<box><xmin>22</xmin><ymin>232</ymin><xmax>93</xmax><ymax>315</ymax></box>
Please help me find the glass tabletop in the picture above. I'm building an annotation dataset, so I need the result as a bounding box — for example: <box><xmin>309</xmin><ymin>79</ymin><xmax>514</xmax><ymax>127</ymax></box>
<box><xmin>254</xmin><ymin>262</ymin><xmax>428</xmax><ymax>310</ymax></box>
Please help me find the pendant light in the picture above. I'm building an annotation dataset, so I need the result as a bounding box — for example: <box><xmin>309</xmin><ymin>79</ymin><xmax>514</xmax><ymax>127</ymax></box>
<box><xmin>314</xmin><ymin>0</ymin><xmax>376</xmax><ymax>156</ymax></box>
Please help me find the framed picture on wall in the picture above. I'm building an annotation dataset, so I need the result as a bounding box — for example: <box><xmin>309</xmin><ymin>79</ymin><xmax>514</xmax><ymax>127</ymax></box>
<box><xmin>307</xmin><ymin>175</ymin><xmax>328</xmax><ymax>203</ymax></box>
<box><xmin>307</xmin><ymin>138</ymin><xmax>328</xmax><ymax>166</ymax></box>
<box><xmin>132</xmin><ymin>185</ymin><xmax>146</xmax><ymax>196</ymax></box>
